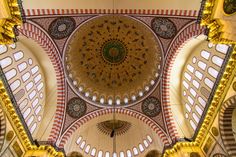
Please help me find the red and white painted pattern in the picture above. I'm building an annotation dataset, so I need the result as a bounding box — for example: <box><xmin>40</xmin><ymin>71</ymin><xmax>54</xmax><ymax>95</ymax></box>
<box><xmin>19</xmin><ymin>14</ymin><xmax>203</xmax><ymax>144</ymax></box>
<box><xmin>0</xmin><ymin>107</ymin><xmax>6</xmax><ymax>151</ymax></box>
<box><xmin>219</xmin><ymin>96</ymin><xmax>236</xmax><ymax>156</ymax></box>
<box><xmin>161</xmin><ymin>21</ymin><xmax>205</xmax><ymax>141</ymax></box>
<box><xmin>25</xmin><ymin>9</ymin><xmax>198</xmax><ymax>17</ymax></box>
<box><xmin>58</xmin><ymin>108</ymin><xmax>170</xmax><ymax>148</ymax></box>
<box><xmin>19</xmin><ymin>22</ymin><xmax>65</xmax><ymax>143</ymax></box>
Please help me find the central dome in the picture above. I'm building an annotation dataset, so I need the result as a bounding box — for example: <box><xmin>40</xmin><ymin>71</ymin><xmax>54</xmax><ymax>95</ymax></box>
<box><xmin>65</xmin><ymin>15</ymin><xmax>162</xmax><ymax>106</ymax></box>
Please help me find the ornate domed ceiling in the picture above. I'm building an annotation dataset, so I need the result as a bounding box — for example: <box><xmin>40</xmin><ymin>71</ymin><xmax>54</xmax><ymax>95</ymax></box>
<box><xmin>1</xmin><ymin>0</ymin><xmax>235</xmax><ymax>156</ymax></box>
<box><xmin>64</xmin><ymin>15</ymin><xmax>162</xmax><ymax>107</ymax></box>
<box><xmin>63</xmin><ymin>112</ymin><xmax>165</xmax><ymax>157</ymax></box>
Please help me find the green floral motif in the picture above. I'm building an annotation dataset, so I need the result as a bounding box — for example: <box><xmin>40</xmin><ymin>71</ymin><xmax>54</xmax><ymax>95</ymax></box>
<box><xmin>223</xmin><ymin>0</ymin><xmax>236</xmax><ymax>15</ymax></box>
<box><xmin>102</xmin><ymin>39</ymin><xmax>127</xmax><ymax>64</ymax></box>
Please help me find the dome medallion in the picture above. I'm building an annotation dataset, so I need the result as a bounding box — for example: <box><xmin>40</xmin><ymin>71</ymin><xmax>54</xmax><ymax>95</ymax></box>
<box><xmin>101</xmin><ymin>39</ymin><xmax>127</xmax><ymax>64</ymax></box>
<box><xmin>64</xmin><ymin>15</ymin><xmax>162</xmax><ymax>107</ymax></box>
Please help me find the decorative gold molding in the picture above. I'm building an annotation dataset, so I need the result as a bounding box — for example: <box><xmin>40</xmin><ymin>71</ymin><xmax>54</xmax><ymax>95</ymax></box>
<box><xmin>0</xmin><ymin>0</ymin><xmax>23</xmax><ymax>45</ymax></box>
<box><xmin>163</xmin><ymin>45</ymin><xmax>236</xmax><ymax>156</ymax></box>
<box><xmin>163</xmin><ymin>0</ymin><xmax>236</xmax><ymax>155</ymax></box>
<box><xmin>0</xmin><ymin>80</ymin><xmax>64</xmax><ymax>156</ymax></box>
<box><xmin>201</xmin><ymin>0</ymin><xmax>236</xmax><ymax>44</ymax></box>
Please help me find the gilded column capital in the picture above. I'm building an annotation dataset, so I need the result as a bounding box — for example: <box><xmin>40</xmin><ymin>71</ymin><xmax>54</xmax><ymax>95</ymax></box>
<box><xmin>0</xmin><ymin>0</ymin><xmax>23</xmax><ymax>45</ymax></box>
<box><xmin>201</xmin><ymin>0</ymin><xmax>236</xmax><ymax>44</ymax></box>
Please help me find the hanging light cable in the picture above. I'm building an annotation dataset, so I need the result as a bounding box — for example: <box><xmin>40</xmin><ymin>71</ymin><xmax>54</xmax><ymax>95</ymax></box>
<box><xmin>111</xmin><ymin>0</ymin><xmax>117</xmax><ymax>156</ymax></box>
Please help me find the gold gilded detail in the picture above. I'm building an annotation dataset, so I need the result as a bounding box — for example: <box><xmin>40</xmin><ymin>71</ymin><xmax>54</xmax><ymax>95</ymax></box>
<box><xmin>163</xmin><ymin>45</ymin><xmax>236</xmax><ymax>156</ymax></box>
<box><xmin>201</xmin><ymin>0</ymin><xmax>236</xmax><ymax>44</ymax></box>
<box><xmin>0</xmin><ymin>79</ymin><xmax>64</xmax><ymax>156</ymax></box>
<box><xmin>12</xmin><ymin>141</ymin><xmax>23</xmax><ymax>157</ymax></box>
<box><xmin>6</xmin><ymin>130</ymin><xmax>14</xmax><ymax>141</ymax></box>
<box><xmin>163</xmin><ymin>0</ymin><xmax>236</xmax><ymax>155</ymax></box>
<box><xmin>0</xmin><ymin>0</ymin><xmax>23</xmax><ymax>45</ymax></box>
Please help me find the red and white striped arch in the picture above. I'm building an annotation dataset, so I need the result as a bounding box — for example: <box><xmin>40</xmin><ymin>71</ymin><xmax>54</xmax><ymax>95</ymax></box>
<box><xmin>161</xmin><ymin>21</ymin><xmax>205</xmax><ymax>141</ymax></box>
<box><xmin>25</xmin><ymin>9</ymin><xmax>198</xmax><ymax>17</ymax></box>
<box><xmin>20</xmin><ymin>14</ymin><xmax>204</xmax><ymax>144</ymax></box>
<box><xmin>219</xmin><ymin>95</ymin><xmax>236</xmax><ymax>156</ymax></box>
<box><xmin>58</xmin><ymin>108</ymin><xmax>171</xmax><ymax>148</ymax></box>
<box><xmin>0</xmin><ymin>106</ymin><xmax>6</xmax><ymax>151</ymax></box>
<box><xmin>19</xmin><ymin>21</ymin><xmax>66</xmax><ymax>142</ymax></box>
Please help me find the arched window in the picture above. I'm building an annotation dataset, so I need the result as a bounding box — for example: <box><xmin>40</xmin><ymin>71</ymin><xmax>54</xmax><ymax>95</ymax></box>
<box><xmin>133</xmin><ymin>147</ymin><xmax>139</xmax><ymax>155</ymax></box>
<box><xmin>30</xmin><ymin>123</ymin><xmax>37</xmax><ymax>134</ymax></box>
<box><xmin>0</xmin><ymin>43</ymin><xmax>45</xmax><ymax>135</ymax></box>
<box><xmin>105</xmin><ymin>152</ymin><xmax>110</xmax><ymax>157</ymax></box>
<box><xmin>1</xmin><ymin>57</ymin><xmax>13</xmax><ymax>69</ymax></box>
<box><xmin>215</xmin><ymin>44</ymin><xmax>229</xmax><ymax>54</ymax></box>
<box><xmin>112</xmin><ymin>152</ymin><xmax>117</xmax><ymax>157</ymax></box>
<box><xmin>98</xmin><ymin>151</ymin><xmax>103</xmax><ymax>157</ymax></box>
<box><xmin>73</xmin><ymin>134</ymin><xmax>152</xmax><ymax>157</ymax></box>
<box><xmin>80</xmin><ymin>141</ymin><xmax>86</xmax><ymax>149</ymax></box>
<box><xmin>91</xmin><ymin>148</ymin><xmax>96</xmax><ymax>156</ymax></box>
<box><xmin>143</xmin><ymin>140</ymin><xmax>149</xmax><ymax>148</ymax></box>
<box><xmin>138</xmin><ymin>144</ymin><xmax>144</xmax><ymax>152</ymax></box>
<box><xmin>85</xmin><ymin>145</ymin><xmax>91</xmax><ymax>153</ymax></box>
<box><xmin>147</xmin><ymin>135</ymin><xmax>152</xmax><ymax>143</ymax></box>
<box><xmin>126</xmin><ymin>150</ymin><xmax>132</xmax><ymax>157</ymax></box>
<box><xmin>120</xmin><ymin>152</ymin><xmax>125</xmax><ymax>157</ymax></box>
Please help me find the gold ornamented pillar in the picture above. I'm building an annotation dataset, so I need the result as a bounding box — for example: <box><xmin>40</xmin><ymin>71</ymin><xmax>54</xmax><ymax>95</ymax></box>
<box><xmin>24</xmin><ymin>146</ymin><xmax>64</xmax><ymax>157</ymax></box>
<box><xmin>0</xmin><ymin>0</ymin><xmax>23</xmax><ymax>44</ymax></box>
